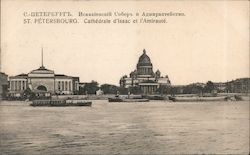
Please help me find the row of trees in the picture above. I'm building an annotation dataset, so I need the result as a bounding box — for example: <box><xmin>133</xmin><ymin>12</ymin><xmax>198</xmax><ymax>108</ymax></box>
<box><xmin>79</xmin><ymin>81</ymin><xmax>217</xmax><ymax>95</ymax></box>
<box><xmin>79</xmin><ymin>81</ymin><xmax>142</xmax><ymax>95</ymax></box>
<box><xmin>79</xmin><ymin>81</ymin><xmax>127</xmax><ymax>95</ymax></box>
<box><xmin>158</xmin><ymin>81</ymin><xmax>217</xmax><ymax>95</ymax></box>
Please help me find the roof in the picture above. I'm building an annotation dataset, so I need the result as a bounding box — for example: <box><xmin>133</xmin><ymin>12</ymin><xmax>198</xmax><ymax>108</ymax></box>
<box><xmin>10</xmin><ymin>73</ymin><xmax>28</xmax><ymax>79</ymax></box>
<box><xmin>29</xmin><ymin>66</ymin><xmax>54</xmax><ymax>74</ymax></box>
<box><xmin>55</xmin><ymin>74</ymin><xmax>72</xmax><ymax>79</ymax></box>
<box><xmin>72</xmin><ymin>77</ymin><xmax>80</xmax><ymax>81</ymax></box>
<box><xmin>17</xmin><ymin>73</ymin><xmax>28</xmax><ymax>77</ymax></box>
<box><xmin>0</xmin><ymin>72</ymin><xmax>8</xmax><ymax>77</ymax></box>
<box><xmin>55</xmin><ymin>74</ymin><xmax>68</xmax><ymax>77</ymax></box>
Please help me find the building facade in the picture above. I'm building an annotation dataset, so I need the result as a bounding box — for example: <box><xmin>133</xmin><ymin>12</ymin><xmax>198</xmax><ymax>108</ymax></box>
<box><xmin>227</xmin><ymin>78</ymin><xmax>250</xmax><ymax>93</ymax></box>
<box><xmin>120</xmin><ymin>49</ymin><xmax>171</xmax><ymax>94</ymax></box>
<box><xmin>0</xmin><ymin>72</ymin><xmax>8</xmax><ymax>100</ymax></box>
<box><xmin>8</xmin><ymin>65</ymin><xmax>79</xmax><ymax>97</ymax></box>
<box><xmin>214</xmin><ymin>82</ymin><xmax>227</xmax><ymax>93</ymax></box>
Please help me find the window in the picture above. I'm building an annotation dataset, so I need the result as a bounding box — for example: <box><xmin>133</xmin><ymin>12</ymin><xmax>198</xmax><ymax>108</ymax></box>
<box><xmin>19</xmin><ymin>81</ymin><xmax>21</xmax><ymax>90</ymax></box>
<box><xmin>14</xmin><ymin>81</ymin><xmax>16</xmax><ymax>90</ymax></box>
<box><xmin>22</xmin><ymin>81</ymin><xmax>25</xmax><ymax>90</ymax></box>
<box><xmin>58</xmin><ymin>81</ymin><xmax>61</xmax><ymax>91</ymax></box>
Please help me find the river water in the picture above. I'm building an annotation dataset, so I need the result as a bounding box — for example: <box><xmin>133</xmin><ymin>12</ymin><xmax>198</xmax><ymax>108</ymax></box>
<box><xmin>0</xmin><ymin>100</ymin><xmax>249</xmax><ymax>154</ymax></box>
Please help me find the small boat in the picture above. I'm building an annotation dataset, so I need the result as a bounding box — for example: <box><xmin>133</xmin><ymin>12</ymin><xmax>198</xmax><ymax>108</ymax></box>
<box><xmin>30</xmin><ymin>99</ymin><xmax>92</xmax><ymax>106</ymax></box>
<box><xmin>168</xmin><ymin>96</ymin><xmax>235</xmax><ymax>102</ymax></box>
<box><xmin>142</xmin><ymin>95</ymin><xmax>167</xmax><ymax>100</ymax></box>
<box><xmin>108</xmin><ymin>96</ymin><xmax>149</xmax><ymax>102</ymax></box>
<box><xmin>65</xmin><ymin>99</ymin><xmax>92</xmax><ymax>106</ymax></box>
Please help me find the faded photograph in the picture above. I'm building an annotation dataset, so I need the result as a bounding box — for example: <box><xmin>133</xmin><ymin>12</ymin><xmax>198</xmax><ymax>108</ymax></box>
<box><xmin>0</xmin><ymin>0</ymin><xmax>249</xmax><ymax>154</ymax></box>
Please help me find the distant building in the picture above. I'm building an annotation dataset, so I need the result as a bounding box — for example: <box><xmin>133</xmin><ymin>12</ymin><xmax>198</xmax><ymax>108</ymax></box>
<box><xmin>120</xmin><ymin>49</ymin><xmax>171</xmax><ymax>94</ymax></box>
<box><xmin>214</xmin><ymin>82</ymin><xmax>227</xmax><ymax>93</ymax></box>
<box><xmin>8</xmin><ymin>50</ymin><xmax>79</xmax><ymax>97</ymax></box>
<box><xmin>0</xmin><ymin>72</ymin><xmax>8</xmax><ymax>100</ymax></box>
<box><xmin>227</xmin><ymin>78</ymin><xmax>250</xmax><ymax>93</ymax></box>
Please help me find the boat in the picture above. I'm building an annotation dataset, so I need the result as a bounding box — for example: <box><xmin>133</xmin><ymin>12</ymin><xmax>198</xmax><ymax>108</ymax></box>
<box><xmin>142</xmin><ymin>95</ymin><xmax>167</xmax><ymax>100</ymax></box>
<box><xmin>108</xmin><ymin>96</ymin><xmax>149</xmax><ymax>102</ymax></box>
<box><xmin>65</xmin><ymin>99</ymin><xmax>92</xmax><ymax>106</ymax></box>
<box><xmin>168</xmin><ymin>96</ymin><xmax>237</xmax><ymax>102</ymax></box>
<box><xmin>30</xmin><ymin>99</ymin><xmax>92</xmax><ymax>106</ymax></box>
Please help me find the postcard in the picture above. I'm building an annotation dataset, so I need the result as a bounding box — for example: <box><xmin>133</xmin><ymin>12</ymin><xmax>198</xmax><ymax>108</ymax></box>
<box><xmin>0</xmin><ymin>0</ymin><xmax>249</xmax><ymax>154</ymax></box>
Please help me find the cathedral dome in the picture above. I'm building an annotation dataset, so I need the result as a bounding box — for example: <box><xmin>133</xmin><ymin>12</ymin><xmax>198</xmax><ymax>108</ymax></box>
<box><xmin>137</xmin><ymin>49</ymin><xmax>152</xmax><ymax>67</ymax></box>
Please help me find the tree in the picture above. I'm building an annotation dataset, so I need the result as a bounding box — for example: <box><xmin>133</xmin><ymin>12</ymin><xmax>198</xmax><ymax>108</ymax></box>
<box><xmin>129</xmin><ymin>86</ymin><xmax>142</xmax><ymax>95</ymax></box>
<box><xmin>183</xmin><ymin>84</ymin><xmax>203</xmax><ymax>95</ymax></box>
<box><xmin>118</xmin><ymin>87</ymin><xmax>128</xmax><ymax>95</ymax></box>
<box><xmin>100</xmin><ymin>84</ymin><xmax>119</xmax><ymax>94</ymax></box>
<box><xmin>156</xmin><ymin>85</ymin><xmax>171</xmax><ymax>94</ymax></box>
<box><xmin>169</xmin><ymin>87</ymin><xmax>178</xmax><ymax>96</ymax></box>
<box><xmin>80</xmin><ymin>81</ymin><xmax>99</xmax><ymax>94</ymax></box>
<box><xmin>23</xmin><ymin>87</ymin><xmax>36</xmax><ymax>100</ymax></box>
<box><xmin>204</xmin><ymin>81</ymin><xmax>215</xmax><ymax>93</ymax></box>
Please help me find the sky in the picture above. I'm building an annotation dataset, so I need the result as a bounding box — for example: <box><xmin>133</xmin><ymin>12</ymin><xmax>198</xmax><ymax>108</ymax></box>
<box><xmin>1</xmin><ymin>0</ymin><xmax>249</xmax><ymax>85</ymax></box>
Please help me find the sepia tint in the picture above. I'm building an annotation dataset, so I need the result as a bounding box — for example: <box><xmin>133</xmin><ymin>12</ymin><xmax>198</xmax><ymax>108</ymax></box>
<box><xmin>0</xmin><ymin>0</ymin><xmax>249</xmax><ymax>154</ymax></box>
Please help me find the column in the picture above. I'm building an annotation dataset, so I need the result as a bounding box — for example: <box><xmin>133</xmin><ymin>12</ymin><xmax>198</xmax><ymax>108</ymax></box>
<box><xmin>62</xmin><ymin>81</ymin><xmax>65</xmax><ymax>91</ymax></box>
<box><xmin>76</xmin><ymin>82</ymin><xmax>79</xmax><ymax>91</ymax></box>
<box><xmin>21</xmin><ymin>80</ymin><xmax>23</xmax><ymax>90</ymax></box>
<box><xmin>10</xmin><ymin>81</ymin><xmax>12</xmax><ymax>91</ymax></box>
<box><xmin>15</xmin><ymin>80</ymin><xmax>17</xmax><ymax>91</ymax></box>
<box><xmin>14</xmin><ymin>81</ymin><xmax>16</xmax><ymax>91</ymax></box>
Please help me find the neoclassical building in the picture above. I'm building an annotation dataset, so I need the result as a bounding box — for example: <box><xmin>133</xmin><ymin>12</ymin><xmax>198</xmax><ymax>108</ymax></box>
<box><xmin>8</xmin><ymin>52</ymin><xmax>79</xmax><ymax>97</ymax></box>
<box><xmin>120</xmin><ymin>49</ymin><xmax>171</xmax><ymax>94</ymax></box>
<box><xmin>0</xmin><ymin>72</ymin><xmax>8</xmax><ymax>99</ymax></box>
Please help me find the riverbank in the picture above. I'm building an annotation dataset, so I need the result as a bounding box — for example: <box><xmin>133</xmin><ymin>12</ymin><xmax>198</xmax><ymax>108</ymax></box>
<box><xmin>51</xmin><ymin>93</ymin><xmax>249</xmax><ymax>101</ymax></box>
<box><xmin>1</xmin><ymin>93</ymin><xmax>249</xmax><ymax>103</ymax></box>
